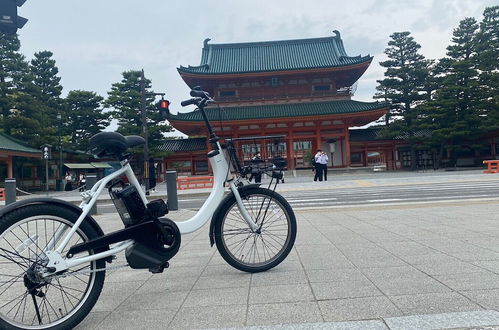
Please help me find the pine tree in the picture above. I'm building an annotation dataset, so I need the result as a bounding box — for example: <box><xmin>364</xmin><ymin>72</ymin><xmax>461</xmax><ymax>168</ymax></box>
<box><xmin>64</xmin><ymin>90</ymin><xmax>109</xmax><ymax>151</ymax></box>
<box><xmin>475</xmin><ymin>6</ymin><xmax>499</xmax><ymax>132</ymax></box>
<box><xmin>429</xmin><ymin>17</ymin><xmax>481</xmax><ymax>166</ymax></box>
<box><xmin>0</xmin><ymin>33</ymin><xmax>32</xmax><ymax>135</ymax></box>
<box><xmin>375</xmin><ymin>32</ymin><xmax>429</xmax><ymax>169</ymax></box>
<box><xmin>105</xmin><ymin>70</ymin><xmax>172</xmax><ymax>153</ymax></box>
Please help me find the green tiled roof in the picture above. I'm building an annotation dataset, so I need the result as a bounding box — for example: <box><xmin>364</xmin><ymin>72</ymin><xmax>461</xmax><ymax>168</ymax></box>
<box><xmin>178</xmin><ymin>31</ymin><xmax>372</xmax><ymax>75</ymax></box>
<box><xmin>349</xmin><ymin>127</ymin><xmax>432</xmax><ymax>141</ymax></box>
<box><xmin>169</xmin><ymin>100</ymin><xmax>388</xmax><ymax>122</ymax></box>
<box><xmin>0</xmin><ymin>132</ymin><xmax>40</xmax><ymax>154</ymax></box>
<box><xmin>157</xmin><ymin>137</ymin><xmax>207</xmax><ymax>152</ymax></box>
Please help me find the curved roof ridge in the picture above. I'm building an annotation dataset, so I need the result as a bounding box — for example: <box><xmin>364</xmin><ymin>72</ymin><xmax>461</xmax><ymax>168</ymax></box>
<box><xmin>203</xmin><ymin>35</ymin><xmax>339</xmax><ymax>49</ymax></box>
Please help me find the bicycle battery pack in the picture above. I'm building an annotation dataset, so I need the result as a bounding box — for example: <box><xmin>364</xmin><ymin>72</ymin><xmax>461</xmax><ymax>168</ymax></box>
<box><xmin>109</xmin><ymin>181</ymin><xmax>147</xmax><ymax>226</ymax></box>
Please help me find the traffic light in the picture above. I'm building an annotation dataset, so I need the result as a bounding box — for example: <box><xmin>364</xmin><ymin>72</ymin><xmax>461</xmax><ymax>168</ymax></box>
<box><xmin>159</xmin><ymin>99</ymin><xmax>169</xmax><ymax>110</ymax></box>
<box><xmin>0</xmin><ymin>0</ymin><xmax>28</xmax><ymax>35</ymax></box>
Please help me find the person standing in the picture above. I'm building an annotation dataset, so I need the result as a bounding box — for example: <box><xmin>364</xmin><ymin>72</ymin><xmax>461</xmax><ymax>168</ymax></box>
<box><xmin>251</xmin><ymin>152</ymin><xmax>263</xmax><ymax>183</ymax></box>
<box><xmin>64</xmin><ymin>173</ymin><xmax>73</xmax><ymax>191</ymax></box>
<box><xmin>313</xmin><ymin>149</ymin><xmax>323</xmax><ymax>181</ymax></box>
<box><xmin>319</xmin><ymin>151</ymin><xmax>329</xmax><ymax>181</ymax></box>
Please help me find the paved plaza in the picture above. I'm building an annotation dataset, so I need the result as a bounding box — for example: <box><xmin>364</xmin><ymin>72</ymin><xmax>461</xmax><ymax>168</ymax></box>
<box><xmin>75</xmin><ymin>198</ymin><xmax>499</xmax><ymax>329</ymax></box>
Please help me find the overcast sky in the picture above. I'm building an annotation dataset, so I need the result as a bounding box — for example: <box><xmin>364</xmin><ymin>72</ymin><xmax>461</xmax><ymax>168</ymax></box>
<box><xmin>17</xmin><ymin>0</ymin><xmax>496</xmax><ymax>133</ymax></box>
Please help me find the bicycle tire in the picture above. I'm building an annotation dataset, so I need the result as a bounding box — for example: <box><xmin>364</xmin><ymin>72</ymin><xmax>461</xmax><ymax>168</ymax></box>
<box><xmin>0</xmin><ymin>204</ymin><xmax>105</xmax><ymax>330</ymax></box>
<box><xmin>214</xmin><ymin>187</ymin><xmax>296</xmax><ymax>273</ymax></box>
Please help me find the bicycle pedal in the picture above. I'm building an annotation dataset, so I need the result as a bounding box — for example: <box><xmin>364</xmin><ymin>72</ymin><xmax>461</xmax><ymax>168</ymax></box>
<box><xmin>149</xmin><ymin>261</ymin><xmax>169</xmax><ymax>274</ymax></box>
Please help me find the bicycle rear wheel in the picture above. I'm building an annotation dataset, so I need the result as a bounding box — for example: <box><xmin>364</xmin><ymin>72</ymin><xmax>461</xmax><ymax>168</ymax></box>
<box><xmin>214</xmin><ymin>187</ymin><xmax>296</xmax><ymax>273</ymax></box>
<box><xmin>0</xmin><ymin>204</ymin><xmax>105</xmax><ymax>330</ymax></box>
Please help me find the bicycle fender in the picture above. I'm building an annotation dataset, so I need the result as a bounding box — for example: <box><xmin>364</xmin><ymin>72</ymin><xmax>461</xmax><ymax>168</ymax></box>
<box><xmin>208</xmin><ymin>184</ymin><xmax>261</xmax><ymax>246</ymax></box>
<box><xmin>0</xmin><ymin>197</ymin><xmax>106</xmax><ymax>242</ymax></box>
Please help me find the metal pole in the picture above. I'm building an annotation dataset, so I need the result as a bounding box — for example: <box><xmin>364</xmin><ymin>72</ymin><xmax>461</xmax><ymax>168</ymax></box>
<box><xmin>58</xmin><ymin>114</ymin><xmax>63</xmax><ymax>191</ymax></box>
<box><xmin>140</xmin><ymin>69</ymin><xmax>149</xmax><ymax>194</ymax></box>
<box><xmin>5</xmin><ymin>178</ymin><xmax>16</xmax><ymax>205</ymax></box>
<box><xmin>166</xmin><ymin>170</ymin><xmax>178</xmax><ymax>211</ymax></box>
<box><xmin>85</xmin><ymin>173</ymin><xmax>98</xmax><ymax>215</ymax></box>
<box><xmin>45</xmin><ymin>157</ymin><xmax>49</xmax><ymax>192</ymax></box>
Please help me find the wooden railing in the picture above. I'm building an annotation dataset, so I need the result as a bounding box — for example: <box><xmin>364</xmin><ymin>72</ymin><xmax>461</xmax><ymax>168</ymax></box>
<box><xmin>483</xmin><ymin>160</ymin><xmax>499</xmax><ymax>173</ymax></box>
<box><xmin>177</xmin><ymin>176</ymin><xmax>214</xmax><ymax>190</ymax></box>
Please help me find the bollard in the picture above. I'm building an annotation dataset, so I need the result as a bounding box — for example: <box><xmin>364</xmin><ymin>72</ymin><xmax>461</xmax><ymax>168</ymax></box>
<box><xmin>5</xmin><ymin>178</ymin><xmax>16</xmax><ymax>205</ymax></box>
<box><xmin>85</xmin><ymin>173</ymin><xmax>98</xmax><ymax>215</ymax></box>
<box><xmin>166</xmin><ymin>170</ymin><xmax>178</xmax><ymax>211</ymax></box>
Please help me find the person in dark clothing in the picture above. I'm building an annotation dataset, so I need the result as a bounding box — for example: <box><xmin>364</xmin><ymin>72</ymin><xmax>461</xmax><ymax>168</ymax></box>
<box><xmin>313</xmin><ymin>149</ymin><xmax>323</xmax><ymax>181</ymax></box>
<box><xmin>148</xmin><ymin>158</ymin><xmax>157</xmax><ymax>192</ymax></box>
<box><xmin>251</xmin><ymin>152</ymin><xmax>263</xmax><ymax>183</ymax></box>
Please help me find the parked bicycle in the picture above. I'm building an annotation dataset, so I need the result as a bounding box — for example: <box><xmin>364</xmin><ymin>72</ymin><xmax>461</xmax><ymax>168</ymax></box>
<box><xmin>0</xmin><ymin>88</ymin><xmax>297</xmax><ymax>329</ymax></box>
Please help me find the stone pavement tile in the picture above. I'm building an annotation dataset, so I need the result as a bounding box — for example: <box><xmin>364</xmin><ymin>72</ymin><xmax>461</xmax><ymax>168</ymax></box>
<box><xmin>376</xmin><ymin>241</ymin><xmax>437</xmax><ymax>256</ymax></box>
<box><xmin>362</xmin><ymin>265</ymin><xmax>426</xmax><ymax>280</ymax></box>
<box><xmin>413</xmin><ymin>260</ymin><xmax>483</xmax><ymax>275</ymax></box>
<box><xmin>251</xmin><ymin>270</ymin><xmax>308</xmax><ymax>286</ymax></box>
<box><xmin>435</xmin><ymin>271</ymin><xmax>499</xmax><ymax>291</ymax></box>
<box><xmin>389</xmin><ymin>292</ymin><xmax>484</xmax><ymax>315</ymax></box>
<box><xmin>162</xmin><ymin>264</ymin><xmax>205</xmax><ymax>279</ymax></box>
<box><xmin>95</xmin><ymin>309</ymin><xmax>177</xmax><ymax>330</ymax></box>
<box><xmin>449</xmin><ymin>249</ymin><xmax>499</xmax><ymax>262</ymax></box>
<box><xmin>74</xmin><ymin>311</ymin><xmax>110</xmax><ymax>330</ymax></box>
<box><xmin>116</xmin><ymin>289</ymin><xmax>189</xmax><ymax>311</ymax></box>
<box><xmin>93</xmin><ymin>280</ymin><xmax>144</xmax><ymax>312</ymax></box>
<box><xmin>169</xmin><ymin>304</ymin><xmax>247</xmax><ymax>329</ymax></box>
<box><xmin>134</xmin><ymin>275</ymin><xmax>198</xmax><ymax>294</ymax></box>
<box><xmin>473</xmin><ymin>260</ymin><xmax>499</xmax><ymax>273</ymax></box>
<box><xmin>384</xmin><ymin>310</ymin><xmax>499</xmax><ymax>330</ymax></box>
<box><xmin>367</xmin><ymin>276</ymin><xmax>451</xmax><ymax>296</ymax></box>
<box><xmin>348</xmin><ymin>255</ymin><xmax>408</xmax><ymax>268</ymax></box>
<box><xmin>398</xmin><ymin>252</ymin><xmax>462</xmax><ymax>265</ymax></box>
<box><xmin>194</xmin><ymin>273</ymin><xmax>251</xmax><ymax>290</ymax></box>
<box><xmin>461</xmin><ymin>289</ymin><xmax>499</xmax><ymax>310</ymax></box>
<box><xmin>249</xmin><ymin>283</ymin><xmax>314</xmax><ymax>304</ymax></box>
<box><xmin>311</xmin><ymin>279</ymin><xmax>383</xmax><ymax>300</ymax></box>
<box><xmin>318</xmin><ymin>296</ymin><xmax>402</xmax><ymax>322</ymax></box>
<box><xmin>300</xmin><ymin>257</ymin><xmax>355</xmax><ymax>270</ymax></box>
<box><xmin>306</xmin><ymin>268</ymin><xmax>368</xmax><ymax>283</ymax></box>
<box><xmin>183</xmin><ymin>287</ymin><xmax>248</xmax><ymax>307</ymax></box>
<box><xmin>201</xmin><ymin>263</ymin><xmax>252</xmax><ymax>277</ymax></box>
<box><xmin>246</xmin><ymin>301</ymin><xmax>323</xmax><ymax>326</ymax></box>
<box><xmin>215</xmin><ymin>320</ymin><xmax>389</xmax><ymax>330</ymax></box>
<box><xmin>355</xmin><ymin>231</ymin><xmax>409</xmax><ymax>243</ymax></box>
<box><xmin>169</xmin><ymin>255</ymin><xmax>211</xmax><ymax>268</ymax></box>
<box><xmin>105</xmin><ymin>267</ymin><xmax>153</xmax><ymax>283</ymax></box>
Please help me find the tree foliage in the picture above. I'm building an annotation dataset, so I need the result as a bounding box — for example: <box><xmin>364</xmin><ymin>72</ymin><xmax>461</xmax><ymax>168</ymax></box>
<box><xmin>64</xmin><ymin>90</ymin><xmax>109</xmax><ymax>151</ymax></box>
<box><xmin>105</xmin><ymin>70</ymin><xmax>172</xmax><ymax>155</ymax></box>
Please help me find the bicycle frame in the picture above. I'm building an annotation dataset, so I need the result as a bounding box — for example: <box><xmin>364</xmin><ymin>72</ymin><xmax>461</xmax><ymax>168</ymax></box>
<box><xmin>43</xmin><ymin>141</ymin><xmax>258</xmax><ymax>275</ymax></box>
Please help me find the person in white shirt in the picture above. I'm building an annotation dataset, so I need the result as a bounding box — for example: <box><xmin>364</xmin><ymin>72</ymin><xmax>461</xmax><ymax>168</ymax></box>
<box><xmin>318</xmin><ymin>151</ymin><xmax>329</xmax><ymax>181</ymax></box>
<box><xmin>313</xmin><ymin>149</ymin><xmax>324</xmax><ymax>181</ymax></box>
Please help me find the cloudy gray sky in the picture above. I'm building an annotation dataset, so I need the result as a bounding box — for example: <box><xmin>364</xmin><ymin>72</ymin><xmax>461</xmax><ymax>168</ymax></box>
<box><xmin>17</xmin><ymin>0</ymin><xmax>496</xmax><ymax>132</ymax></box>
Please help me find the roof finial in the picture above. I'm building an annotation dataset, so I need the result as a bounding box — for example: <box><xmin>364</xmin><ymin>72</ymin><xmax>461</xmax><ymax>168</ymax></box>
<box><xmin>203</xmin><ymin>38</ymin><xmax>211</xmax><ymax>47</ymax></box>
<box><xmin>333</xmin><ymin>30</ymin><xmax>341</xmax><ymax>39</ymax></box>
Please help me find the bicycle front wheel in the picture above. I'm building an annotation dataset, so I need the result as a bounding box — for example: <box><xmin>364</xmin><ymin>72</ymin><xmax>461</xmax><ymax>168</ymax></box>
<box><xmin>214</xmin><ymin>187</ymin><xmax>296</xmax><ymax>273</ymax></box>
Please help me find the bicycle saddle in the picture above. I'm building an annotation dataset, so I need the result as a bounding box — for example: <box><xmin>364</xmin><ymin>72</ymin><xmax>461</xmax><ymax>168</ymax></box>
<box><xmin>89</xmin><ymin>132</ymin><xmax>145</xmax><ymax>158</ymax></box>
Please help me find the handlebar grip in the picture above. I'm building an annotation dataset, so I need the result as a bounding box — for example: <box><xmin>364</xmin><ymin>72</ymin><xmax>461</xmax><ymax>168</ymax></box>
<box><xmin>181</xmin><ymin>98</ymin><xmax>198</xmax><ymax>107</ymax></box>
<box><xmin>190</xmin><ymin>89</ymin><xmax>209</xmax><ymax>98</ymax></box>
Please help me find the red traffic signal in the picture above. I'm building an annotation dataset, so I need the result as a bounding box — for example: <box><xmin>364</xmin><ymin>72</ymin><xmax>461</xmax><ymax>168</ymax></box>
<box><xmin>159</xmin><ymin>99</ymin><xmax>169</xmax><ymax>110</ymax></box>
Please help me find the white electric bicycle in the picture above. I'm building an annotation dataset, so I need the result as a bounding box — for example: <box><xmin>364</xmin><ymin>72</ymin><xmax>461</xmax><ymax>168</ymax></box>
<box><xmin>0</xmin><ymin>88</ymin><xmax>297</xmax><ymax>330</ymax></box>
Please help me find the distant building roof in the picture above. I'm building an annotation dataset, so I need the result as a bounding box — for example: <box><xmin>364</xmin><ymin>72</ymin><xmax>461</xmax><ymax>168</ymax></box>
<box><xmin>156</xmin><ymin>138</ymin><xmax>207</xmax><ymax>152</ymax></box>
<box><xmin>0</xmin><ymin>132</ymin><xmax>40</xmax><ymax>154</ymax></box>
<box><xmin>349</xmin><ymin>127</ymin><xmax>432</xmax><ymax>142</ymax></box>
<box><xmin>178</xmin><ymin>31</ymin><xmax>372</xmax><ymax>75</ymax></box>
<box><xmin>169</xmin><ymin>100</ymin><xmax>388</xmax><ymax>122</ymax></box>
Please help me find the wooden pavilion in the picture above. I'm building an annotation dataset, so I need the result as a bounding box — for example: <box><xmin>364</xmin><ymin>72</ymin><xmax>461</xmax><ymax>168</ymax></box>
<box><xmin>165</xmin><ymin>31</ymin><xmax>389</xmax><ymax>173</ymax></box>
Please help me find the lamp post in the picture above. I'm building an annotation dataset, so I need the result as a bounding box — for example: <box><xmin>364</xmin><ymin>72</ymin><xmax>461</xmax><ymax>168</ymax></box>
<box><xmin>140</xmin><ymin>68</ymin><xmax>166</xmax><ymax>195</ymax></box>
<box><xmin>57</xmin><ymin>113</ymin><xmax>63</xmax><ymax>191</ymax></box>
